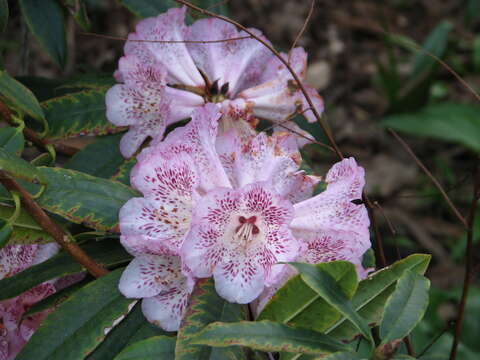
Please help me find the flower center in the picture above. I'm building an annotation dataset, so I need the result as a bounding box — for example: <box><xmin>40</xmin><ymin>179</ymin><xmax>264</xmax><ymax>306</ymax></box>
<box><xmin>208</xmin><ymin>79</ymin><xmax>229</xmax><ymax>103</ymax></box>
<box><xmin>234</xmin><ymin>215</ymin><xmax>260</xmax><ymax>250</ymax></box>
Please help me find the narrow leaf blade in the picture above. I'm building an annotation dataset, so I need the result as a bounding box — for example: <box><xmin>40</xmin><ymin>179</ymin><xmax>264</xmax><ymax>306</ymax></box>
<box><xmin>16</xmin><ymin>269</ymin><xmax>134</xmax><ymax>360</ymax></box>
<box><xmin>113</xmin><ymin>336</ymin><xmax>176</xmax><ymax>360</ymax></box>
<box><xmin>175</xmin><ymin>278</ymin><xmax>248</xmax><ymax>360</ymax></box>
<box><xmin>37</xmin><ymin>167</ymin><xmax>137</xmax><ymax>231</ymax></box>
<box><xmin>380</xmin><ymin>270</ymin><xmax>430</xmax><ymax>343</ymax></box>
<box><xmin>19</xmin><ymin>0</ymin><xmax>67</xmax><ymax>68</ymax></box>
<box><xmin>42</xmin><ymin>89</ymin><xmax>122</xmax><ymax>140</ymax></box>
<box><xmin>191</xmin><ymin>321</ymin><xmax>351</xmax><ymax>355</ymax></box>
<box><xmin>326</xmin><ymin>254</ymin><xmax>431</xmax><ymax>341</ymax></box>
<box><xmin>0</xmin><ymin>70</ymin><xmax>45</xmax><ymax>122</ymax></box>
<box><xmin>289</xmin><ymin>262</ymin><xmax>373</xmax><ymax>343</ymax></box>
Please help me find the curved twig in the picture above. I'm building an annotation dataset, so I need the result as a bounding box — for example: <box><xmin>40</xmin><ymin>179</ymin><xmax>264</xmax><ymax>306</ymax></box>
<box><xmin>0</xmin><ymin>171</ymin><xmax>109</xmax><ymax>278</ymax></box>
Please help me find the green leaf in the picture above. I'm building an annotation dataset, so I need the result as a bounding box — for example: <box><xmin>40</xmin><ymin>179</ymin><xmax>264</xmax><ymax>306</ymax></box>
<box><xmin>191</xmin><ymin>321</ymin><xmax>351</xmax><ymax>355</ymax></box>
<box><xmin>118</xmin><ymin>0</ymin><xmax>175</xmax><ymax>17</ymax></box>
<box><xmin>0</xmin><ymin>148</ymin><xmax>45</xmax><ymax>183</ymax></box>
<box><xmin>42</xmin><ymin>89</ymin><xmax>122</xmax><ymax>140</ymax></box>
<box><xmin>0</xmin><ymin>203</ymin><xmax>54</xmax><ymax>245</ymax></box>
<box><xmin>111</xmin><ymin>158</ymin><xmax>136</xmax><ymax>186</ymax></box>
<box><xmin>113</xmin><ymin>336</ymin><xmax>176</xmax><ymax>360</ymax></box>
<box><xmin>175</xmin><ymin>278</ymin><xmax>248</xmax><ymax>360</ymax></box>
<box><xmin>118</xmin><ymin>0</ymin><xmax>228</xmax><ymax>18</ymax></box>
<box><xmin>24</xmin><ymin>278</ymin><xmax>90</xmax><ymax>318</ymax></box>
<box><xmin>0</xmin><ymin>126</ymin><xmax>24</xmax><ymax>155</ymax></box>
<box><xmin>58</xmin><ymin>73</ymin><xmax>115</xmax><ymax>91</ymax></box>
<box><xmin>381</xmin><ymin>103</ymin><xmax>480</xmax><ymax>152</ymax></box>
<box><xmin>0</xmin><ymin>240</ymin><xmax>130</xmax><ymax>300</ymax></box>
<box><xmin>326</xmin><ymin>254</ymin><xmax>431</xmax><ymax>341</ymax></box>
<box><xmin>411</xmin><ymin>21</ymin><xmax>452</xmax><ymax>77</ymax></box>
<box><xmin>36</xmin><ymin>167</ymin><xmax>137</xmax><ymax>231</ymax></box>
<box><xmin>19</xmin><ymin>0</ymin><xmax>67</xmax><ymax>68</ymax></box>
<box><xmin>87</xmin><ymin>302</ymin><xmax>173</xmax><ymax>360</ymax></box>
<box><xmin>65</xmin><ymin>133</ymin><xmax>126</xmax><ymax>179</ymax></box>
<box><xmin>71</xmin><ymin>0</ymin><xmax>91</xmax><ymax>31</ymax></box>
<box><xmin>0</xmin><ymin>218</ymin><xmax>13</xmax><ymax>248</ymax></box>
<box><xmin>289</xmin><ymin>262</ymin><xmax>373</xmax><ymax>344</ymax></box>
<box><xmin>323</xmin><ymin>352</ymin><xmax>366</xmax><ymax>360</ymax></box>
<box><xmin>0</xmin><ymin>70</ymin><xmax>45</xmax><ymax>122</ymax></box>
<box><xmin>16</xmin><ymin>269</ymin><xmax>134</xmax><ymax>360</ymax></box>
<box><xmin>380</xmin><ymin>270</ymin><xmax>430</xmax><ymax>344</ymax></box>
<box><xmin>0</xmin><ymin>0</ymin><xmax>8</xmax><ymax>33</ymax></box>
<box><xmin>258</xmin><ymin>261</ymin><xmax>358</xmax><ymax>333</ymax></box>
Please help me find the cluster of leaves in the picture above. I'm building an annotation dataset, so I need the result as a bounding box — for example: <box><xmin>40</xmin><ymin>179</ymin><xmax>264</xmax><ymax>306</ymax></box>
<box><xmin>0</xmin><ymin>1</ymin><xmax>465</xmax><ymax>359</ymax></box>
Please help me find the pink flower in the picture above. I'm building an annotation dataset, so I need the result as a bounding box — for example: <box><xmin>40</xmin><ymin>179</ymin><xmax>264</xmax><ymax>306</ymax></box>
<box><xmin>106</xmin><ymin>7</ymin><xmax>324</xmax><ymax>157</ymax></box>
<box><xmin>255</xmin><ymin>158</ymin><xmax>372</xmax><ymax>314</ymax></box>
<box><xmin>182</xmin><ymin>183</ymin><xmax>298</xmax><ymax>303</ymax></box>
<box><xmin>117</xmin><ymin>136</ymin><xmax>200</xmax><ymax>331</ymax></box>
<box><xmin>290</xmin><ymin>157</ymin><xmax>371</xmax><ymax>267</ymax></box>
<box><xmin>118</xmin><ymin>254</ymin><xmax>194</xmax><ymax>331</ymax></box>
<box><xmin>117</xmin><ymin>105</ymin><xmax>370</xmax><ymax>324</ymax></box>
<box><xmin>0</xmin><ymin>244</ymin><xmax>58</xmax><ymax>360</ymax></box>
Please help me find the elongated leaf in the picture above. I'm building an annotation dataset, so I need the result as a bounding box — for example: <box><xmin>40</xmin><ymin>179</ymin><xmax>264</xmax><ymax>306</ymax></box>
<box><xmin>65</xmin><ymin>133</ymin><xmax>125</xmax><ymax>179</ymax></box>
<box><xmin>87</xmin><ymin>302</ymin><xmax>172</xmax><ymax>360</ymax></box>
<box><xmin>258</xmin><ymin>261</ymin><xmax>358</xmax><ymax>333</ymax></box>
<box><xmin>118</xmin><ymin>0</ymin><xmax>228</xmax><ymax>18</ymax></box>
<box><xmin>0</xmin><ymin>70</ymin><xmax>45</xmax><ymax>122</ymax></box>
<box><xmin>0</xmin><ymin>148</ymin><xmax>45</xmax><ymax>183</ymax></box>
<box><xmin>0</xmin><ymin>204</ymin><xmax>54</xmax><ymax>245</ymax></box>
<box><xmin>0</xmin><ymin>240</ymin><xmax>130</xmax><ymax>300</ymax></box>
<box><xmin>16</xmin><ymin>269</ymin><xmax>134</xmax><ymax>360</ymax></box>
<box><xmin>42</xmin><ymin>89</ymin><xmax>122</xmax><ymax>140</ymax></box>
<box><xmin>0</xmin><ymin>126</ymin><xmax>24</xmax><ymax>155</ymax></box>
<box><xmin>19</xmin><ymin>0</ymin><xmax>67</xmax><ymax>68</ymax></box>
<box><xmin>326</xmin><ymin>254</ymin><xmax>431</xmax><ymax>341</ymax></box>
<box><xmin>175</xmin><ymin>278</ymin><xmax>248</xmax><ymax>360</ymax></box>
<box><xmin>111</xmin><ymin>158</ymin><xmax>136</xmax><ymax>186</ymax></box>
<box><xmin>24</xmin><ymin>278</ymin><xmax>90</xmax><ymax>317</ymax></box>
<box><xmin>118</xmin><ymin>0</ymin><xmax>175</xmax><ymax>17</ymax></box>
<box><xmin>114</xmin><ymin>336</ymin><xmax>176</xmax><ymax>360</ymax></box>
<box><xmin>192</xmin><ymin>321</ymin><xmax>350</xmax><ymax>355</ymax></box>
<box><xmin>290</xmin><ymin>262</ymin><xmax>372</xmax><ymax>344</ymax></box>
<box><xmin>58</xmin><ymin>73</ymin><xmax>115</xmax><ymax>91</ymax></box>
<box><xmin>0</xmin><ymin>218</ymin><xmax>13</xmax><ymax>248</ymax></box>
<box><xmin>411</xmin><ymin>21</ymin><xmax>452</xmax><ymax>77</ymax></box>
<box><xmin>323</xmin><ymin>352</ymin><xmax>366</xmax><ymax>360</ymax></box>
<box><xmin>0</xmin><ymin>0</ymin><xmax>7</xmax><ymax>32</ymax></box>
<box><xmin>382</xmin><ymin>103</ymin><xmax>480</xmax><ymax>152</ymax></box>
<box><xmin>380</xmin><ymin>270</ymin><xmax>430</xmax><ymax>343</ymax></box>
<box><xmin>36</xmin><ymin>167</ymin><xmax>137</xmax><ymax>231</ymax></box>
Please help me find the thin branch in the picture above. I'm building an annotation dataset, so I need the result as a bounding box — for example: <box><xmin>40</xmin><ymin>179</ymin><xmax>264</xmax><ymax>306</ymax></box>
<box><xmin>0</xmin><ymin>100</ymin><xmax>78</xmax><ymax>156</ymax></box>
<box><xmin>288</xmin><ymin>0</ymin><xmax>315</xmax><ymax>62</ymax></box>
<box><xmin>388</xmin><ymin>129</ymin><xmax>468</xmax><ymax>229</ymax></box>
<box><xmin>449</xmin><ymin>160</ymin><xmax>480</xmax><ymax>360</ymax></box>
<box><xmin>80</xmin><ymin>32</ymin><xmax>252</xmax><ymax>44</ymax></box>
<box><xmin>0</xmin><ymin>171</ymin><xmax>109</xmax><ymax>278</ymax></box>
<box><xmin>174</xmin><ymin>0</ymin><xmax>344</xmax><ymax>159</ymax></box>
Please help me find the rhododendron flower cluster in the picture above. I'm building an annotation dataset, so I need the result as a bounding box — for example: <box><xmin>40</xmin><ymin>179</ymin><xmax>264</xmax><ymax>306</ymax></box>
<box><xmin>117</xmin><ymin>105</ymin><xmax>370</xmax><ymax>331</ymax></box>
<box><xmin>106</xmin><ymin>5</ymin><xmax>371</xmax><ymax>333</ymax></box>
<box><xmin>106</xmin><ymin>7</ymin><xmax>324</xmax><ymax>158</ymax></box>
<box><xmin>0</xmin><ymin>244</ymin><xmax>58</xmax><ymax>360</ymax></box>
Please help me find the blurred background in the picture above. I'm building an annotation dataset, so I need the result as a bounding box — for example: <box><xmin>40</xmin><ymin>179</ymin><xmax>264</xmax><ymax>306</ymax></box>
<box><xmin>1</xmin><ymin>0</ymin><xmax>480</xmax><ymax>357</ymax></box>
